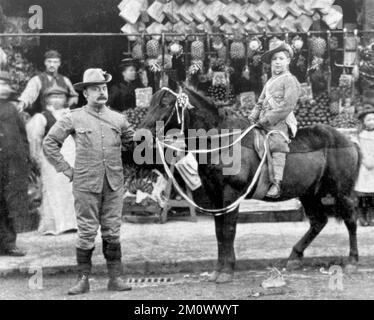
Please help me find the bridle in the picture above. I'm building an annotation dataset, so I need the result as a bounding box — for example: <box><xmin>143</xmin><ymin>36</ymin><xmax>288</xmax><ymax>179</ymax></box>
<box><xmin>156</xmin><ymin>87</ymin><xmax>192</xmax><ymax>139</ymax></box>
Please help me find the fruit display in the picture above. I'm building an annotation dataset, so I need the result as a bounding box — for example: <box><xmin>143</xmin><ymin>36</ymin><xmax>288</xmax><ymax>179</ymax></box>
<box><xmin>123</xmin><ymin>164</ymin><xmax>168</xmax><ymax>210</ymax></box>
<box><xmin>247</xmin><ymin>37</ymin><xmax>262</xmax><ymax>58</ymax></box>
<box><xmin>3</xmin><ymin>47</ymin><xmax>38</xmax><ymax>95</ymax></box>
<box><xmin>132</xmin><ymin>40</ymin><xmax>144</xmax><ymax>60</ymax></box>
<box><xmin>330</xmin><ymin>112</ymin><xmax>360</xmax><ymax>129</ymax></box>
<box><xmin>231</xmin><ymin>101</ymin><xmax>255</xmax><ymax>119</ymax></box>
<box><xmin>123</xmin><ymin>165</ymin><xmax>159</xmax><ymax>195</ymax></box>
<box><xmin>207</xmin><ymin>84</ymin><xmax>235</xmax><ymax>103</ymax></box>
<box><xmin>191</xmin><ymin>38</ymin><xmax>205</xmax><ymax>61</ymax></box>
<box><xmin>358</xmin><ymin>44</ymin><xmax>374</xmax><ymax>92</ymax></box>
<box><xmin>230</xmin><ymin>39</ymin><xmax>245</xmax><ymax>61</ymax></box>
<box><xmin>123</xmin><ymin>107</ymin><xmax>149</xmax><ymax>130</ymax></box>
<box><xmin>291</xmin><ymin>36</ymin><xmax>304</xmax><ymax>53</ymax></box>
<box><xmin>295</xmin><ymin>92</ymin><xmax>333</xmax><ymax>128</ymax></box>
<box><xmin>146</xmin><ymin>39</ymin><xmax>161</xmax><ymax>72</ymax></box>
<box><xmin>189</xmin><ymin>37</ymin><xmax>205</xmax><ymax>75</ymax></box>
<box><xmin>309</xmin><ymin>36</ymin><xmax>327</xmax><ymax>58</ymax></box>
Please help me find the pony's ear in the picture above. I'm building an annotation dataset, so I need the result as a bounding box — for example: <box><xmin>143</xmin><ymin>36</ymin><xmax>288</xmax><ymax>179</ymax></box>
<box><xmin>149</xmin><ymin>89</ymin><xmax>172</xmax><ymax>109</ymax></box>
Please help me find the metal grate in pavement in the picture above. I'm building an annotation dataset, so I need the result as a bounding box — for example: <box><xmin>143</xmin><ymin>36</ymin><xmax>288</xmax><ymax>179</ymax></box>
<box><xmin>126</xmin><ymin>277</ymin><xmax>175</xmax><ymax>287</ymax></box>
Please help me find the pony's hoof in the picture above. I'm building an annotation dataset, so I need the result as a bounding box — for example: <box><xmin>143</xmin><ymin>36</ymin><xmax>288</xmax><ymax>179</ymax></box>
<box><xmin>286</xmin><ymin>259</ymin><xmax>303</xmax><ymax>271</ymax></box>
<box><xmin>344</xmin><ymin>263</ymin><xmax>358</xmax><ymax>274</ymax></box>
<box><xmin>215</xmin><ymin>272</ymin><xmax>234</xmax><ymax>284</ymax></box>
<box><xmin>207</xmin><ymin>271</ymin><xmax>220</xmax><ymax>282</ymax></box>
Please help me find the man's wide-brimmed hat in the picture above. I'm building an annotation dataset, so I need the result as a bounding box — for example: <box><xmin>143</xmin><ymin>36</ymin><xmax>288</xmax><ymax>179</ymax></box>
<box><xmin>358</xmin><ymin>104</ymin><xmax>374</xmax><ymax>120</ymax></box>
<box><xmin>261</xmin><ymin>40</ymin><xmax>294</xmax><ymax>64</ymax></box>
<box><xmin>73</xmin><ymin>68</ymin><xmax>112</xmax><ymax>91</ymax></box>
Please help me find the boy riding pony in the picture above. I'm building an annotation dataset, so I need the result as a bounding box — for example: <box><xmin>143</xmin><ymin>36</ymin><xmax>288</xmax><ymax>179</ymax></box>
<box><xmin>249</xmin><ymin>40</ymin><xmax>301</xmax><ymax>199</ymax></box>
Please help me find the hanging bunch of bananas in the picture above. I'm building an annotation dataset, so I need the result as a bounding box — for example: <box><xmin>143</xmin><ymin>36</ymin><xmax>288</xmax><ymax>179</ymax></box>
<box><xmin>123</xmin><ymin>165</ymin><xmax>160</xmax><ymax>195</ymax></box>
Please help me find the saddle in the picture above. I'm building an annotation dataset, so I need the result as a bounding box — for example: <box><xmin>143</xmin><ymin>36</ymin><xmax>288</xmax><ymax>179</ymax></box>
<box><xmin>250</xmin><ymin>124</ymin><xmax>355</xmax><ymax>200</ymax></box>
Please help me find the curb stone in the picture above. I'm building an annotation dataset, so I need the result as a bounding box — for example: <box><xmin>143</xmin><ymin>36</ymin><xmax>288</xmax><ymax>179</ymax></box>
<box><xmin>2</xmin><ymin>256</ymin><xmax>374</xmax><ymax>278</ymax></box>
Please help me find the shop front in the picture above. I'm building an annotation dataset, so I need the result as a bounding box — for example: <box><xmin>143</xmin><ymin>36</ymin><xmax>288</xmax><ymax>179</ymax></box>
<box><xmin>0</xmin><ymin>0</ymin><xmax>372</xmax><ymax>229</ymax></box>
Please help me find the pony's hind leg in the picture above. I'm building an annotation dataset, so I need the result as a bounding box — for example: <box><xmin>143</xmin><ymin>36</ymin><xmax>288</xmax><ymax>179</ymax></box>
<box><xmin>336</xmin><ymin>195</ymin><xmax>359</xmax><ymax>271</ymax></box>
<box><xmin>287</xmin><ymin>196</ymin><xmax>328</xmax><ymax>270</ymax></box>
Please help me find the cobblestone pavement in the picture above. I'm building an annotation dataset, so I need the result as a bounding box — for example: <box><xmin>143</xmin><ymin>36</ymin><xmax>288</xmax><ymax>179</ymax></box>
<box><xmin>1</xmin><ymin>217</ymin><xmax>374</xmax><ymax>276</ymax></box>
<box><xmin>2</xmin><ymin>269</ymin><xmax>374</xmax><ymax>300</ymax></box>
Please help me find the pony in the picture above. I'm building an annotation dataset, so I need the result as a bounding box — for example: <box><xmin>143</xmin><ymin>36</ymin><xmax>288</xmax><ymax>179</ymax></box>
<box><xmin>140</xmin><ymin>85</ymin><xmax>362</xmax><ymax>283</ymax></box>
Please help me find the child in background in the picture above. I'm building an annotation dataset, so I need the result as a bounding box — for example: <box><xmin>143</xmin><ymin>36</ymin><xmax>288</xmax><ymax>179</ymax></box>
<box><xmin>354</xmin><ymin>105</ymin><xmax>374</xmax><ymax>226</ymax></box>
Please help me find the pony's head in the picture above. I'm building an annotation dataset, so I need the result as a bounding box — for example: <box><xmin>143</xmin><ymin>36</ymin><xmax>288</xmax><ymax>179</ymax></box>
<box><xmin>140</xmin><ymin>88</ymin><xmax>180</xmax><ymax>136</ymax></box>
<box><xmin>140</xmin><ymin>86</ymin><xmax>220</xmax><ymax>136</ymax></box>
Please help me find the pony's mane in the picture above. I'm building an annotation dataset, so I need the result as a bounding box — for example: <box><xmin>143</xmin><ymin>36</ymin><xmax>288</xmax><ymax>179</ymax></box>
<box><xmin>183</xmin><ymin>86</ymin><xmax>218</xmax><ymax>115</ymax></box>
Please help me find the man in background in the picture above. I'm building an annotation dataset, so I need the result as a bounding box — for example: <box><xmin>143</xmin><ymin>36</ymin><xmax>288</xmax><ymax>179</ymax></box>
<box><xmin>17</xmin><ymin>50</ymin><xmax>78</xmax><ymax>115</ymax></box>
<box><xmin>0</xmin><ymin>71</ymin><xmax>30</xmax><ymax>256</ymax></box>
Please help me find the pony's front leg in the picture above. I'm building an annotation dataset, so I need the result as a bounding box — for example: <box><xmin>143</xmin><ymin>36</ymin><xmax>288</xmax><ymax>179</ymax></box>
<box><xmin>215</xmin><ymin>208</ymin><xmax>239</xmax><ymax>283</ymax></box>
<box><xmin>208</xmin><ymin>215</ymin><xmax>225</xmax><ymax>282</ymax></box>
<box><xmin>213</xmin><ymin>185</ymin><xmax>239</xmax><ymax>284</ymax></box>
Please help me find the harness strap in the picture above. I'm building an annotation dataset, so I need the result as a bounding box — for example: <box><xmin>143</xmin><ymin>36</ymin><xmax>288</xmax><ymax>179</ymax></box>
<box><xmin>157</xmin><ymin>129</ymin><xmax>285</xmax><ymax>215</ymax></box>
<box><xmin>158</xmin><ymin>126</ymin><xmax>290</xmax><ymax>154</ymax></box>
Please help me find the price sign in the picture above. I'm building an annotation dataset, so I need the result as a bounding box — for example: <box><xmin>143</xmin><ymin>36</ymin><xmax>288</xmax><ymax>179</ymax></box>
<box><xmin>135</xmin><ymin>87</ymin><xmax>153</xmax><ymax>108</ymax></box>
<box><xmin>299</xmin><ymin>82</ymin><xmax>313</xmax><ymax>103</ymax></box>
<box><xmin>240</xmin><ymin>91</ymin><xmax>256</xmax><ymax>109</ymax></box>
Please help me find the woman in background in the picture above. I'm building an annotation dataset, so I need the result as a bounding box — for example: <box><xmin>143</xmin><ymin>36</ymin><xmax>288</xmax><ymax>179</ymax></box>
<box><xmin>354</xmin><ymin>105</ymin><xmax>374</xmax><ymax>226</ymax></box>
<box><xmin>26</xmin><ymin>84</ymin><xmax>77</xmax><ymax>235</ymax></box>
<box><xmin>108</xmin><ymin>58</ymin><xmax>144</xmax><ymax>112</ymax></box>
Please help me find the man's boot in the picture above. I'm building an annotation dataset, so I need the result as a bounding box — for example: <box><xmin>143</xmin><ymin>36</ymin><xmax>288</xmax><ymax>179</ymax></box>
<box><xmin>266</xmin><ymin>152</ymin><xmax>287</xmax><ymax>199</ymax></box>
<box><xmin>103</xmin><ymin>241</ymin><xmax>132</xmax><ymax>292</ymax></box>
<box><xmin>68</xmin><ymin>247</ymin><xmax>94</xmax><ymax>295</ymax></box>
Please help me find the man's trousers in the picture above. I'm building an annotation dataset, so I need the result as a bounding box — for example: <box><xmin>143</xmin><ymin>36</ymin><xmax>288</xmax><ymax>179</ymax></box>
<box><xmin>73</xmin><ymin>175</ymin><xmax>124</xmax><ymax>250</ymax></box>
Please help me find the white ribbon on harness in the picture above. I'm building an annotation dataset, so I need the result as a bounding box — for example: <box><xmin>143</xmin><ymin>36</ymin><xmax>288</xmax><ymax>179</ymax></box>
<box><xmin>160</xmin><ymin>87</ymin><xmax>194</xmax><ymax>132</ymax></box>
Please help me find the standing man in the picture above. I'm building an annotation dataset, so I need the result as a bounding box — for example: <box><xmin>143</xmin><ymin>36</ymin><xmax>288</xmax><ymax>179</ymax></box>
<box><xmin>0</xmin><ymin>71</ymin><xmax>30</xmax><ymax>256</ymax></box>
<box><xmin>43</xmin><ymin>69</ymin><xmax>134</xmax><ymax>295</ymax></box>
<box><xmin>108</xmin><ymin>58</ymin><xmax>144</xmax><ymax>112</ymax></box>
<box><xmin>17</xmin><ymin>50</ymin><xmax>78</xmax><ymax>114</ymax></box>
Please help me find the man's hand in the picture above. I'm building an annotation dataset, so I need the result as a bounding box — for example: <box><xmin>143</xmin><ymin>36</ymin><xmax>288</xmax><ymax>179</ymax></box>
<box><xmin>63</xmin><ymin>167</ymin><xmax>74</xmax><ymax>182</ymax></box>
